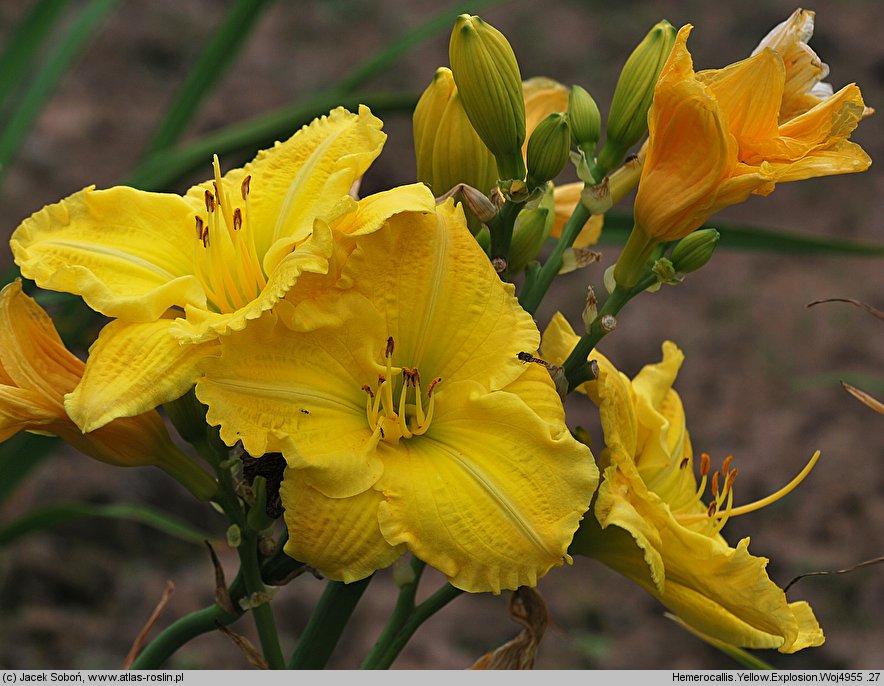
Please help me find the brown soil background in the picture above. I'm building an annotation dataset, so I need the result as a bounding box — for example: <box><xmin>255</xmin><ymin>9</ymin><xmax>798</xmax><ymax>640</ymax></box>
<box><xmin>0</xmin><ymin>0</ymin><xmax>882</xmax><ymax>671</ymax></box>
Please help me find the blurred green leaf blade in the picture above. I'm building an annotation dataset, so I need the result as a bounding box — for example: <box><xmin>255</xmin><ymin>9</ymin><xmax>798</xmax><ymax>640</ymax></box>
<box><xmin>0</xmin><ymin>500</ymin><xmax>214</xmax><ymax>547</ymax></box>
<box><xmin>0</xmin><ymin>0</ymin><xmax>68</xmax><ymax>115</ymax></box>
<box><xmin>0</xmin><ymin>0</ymin><xmax>120</xmax><ymax>186</ymax></box>
<box><xmin>141</xmin><ymin>0</ymin><xmax>275</xmax><ymax>158</ymax></box>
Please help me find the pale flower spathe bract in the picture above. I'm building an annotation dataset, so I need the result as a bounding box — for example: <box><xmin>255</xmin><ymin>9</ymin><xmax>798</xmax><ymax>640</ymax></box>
<box><xmin>197</xmin><ymin>201</ymin><xmax>598</xmax><ymax>594</ymax></box>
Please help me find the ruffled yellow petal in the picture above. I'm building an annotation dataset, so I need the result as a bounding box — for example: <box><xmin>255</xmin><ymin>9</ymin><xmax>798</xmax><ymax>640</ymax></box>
<box><xmin>329</xmin><ymin>183</ymin><xmax>436</xmax><ymax>237</ymax></box>
<box><xmin>10</xmin><ymin>187</ymin><xmax>205</xmax><ymax>321</ymax></box>
<box><xmin>550</xmin><ymin>182</ymin><xmax>604</xmax><ymax>247</ymax></box>
<box><xmin>188</xmin><ymin>105</ymin><xmax>386</xmax><ymax>269</ymax></box>
<box><xmin>377</xmin><ymin>370</ymin><xmax>596</xmax><ymax>593</ymax></box>
<box><xmin>196</xmin><ymin>294</ymin><xmax>385</xmax><ymax>497</ymax></box>
<box><xmin>346</xmin><ymin>200</ymin><xmax>539</xmax><ymax>391</ymax></box>
<box><xmin>571</xmin><ymin>338</ymin><xmax>824</xmax><ymax>653</ymax></box>
<box><xmin>64</xmin><ymin>317</ymin><xmax>219</xmax><ymax>432</ymax></box>
<box><xmin>280</xmin><ymin>468</ymin><xmax>404</xmax><ymax>583</ymax></box>
<box><xmin>576</xmin><ymin>503</ymin><xmax>824</xmax><ymax>652</ymax></box>
<box><xmin>169</xmin><ymin>218</ymin><xmax>335</xmax><ymax>343</ymax></box>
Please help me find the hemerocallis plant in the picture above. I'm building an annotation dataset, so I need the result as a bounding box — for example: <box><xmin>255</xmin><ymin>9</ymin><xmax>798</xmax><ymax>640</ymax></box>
<box><xmin>0</xmin><ymin>280</ymin><xmax>216</xmax><ymax>500</ymax></box>
<box><xmin>196</xmin><ymin>201</ymin><xmax>598</xmax><ymax>593</ymax></box>
<box><xmin>10</xmin><ymin>106</ymin><xmax>434</xmax><ymax>431</ymax></box>
<box><xmin>542</xmin><ymin>313</ymin><xmax>825</xmax><ymax>652</ymax></box>
<box><xmin>613</xmin><ymin>22</ymin><xmax>871</xmax><ymax>289</ymax></box>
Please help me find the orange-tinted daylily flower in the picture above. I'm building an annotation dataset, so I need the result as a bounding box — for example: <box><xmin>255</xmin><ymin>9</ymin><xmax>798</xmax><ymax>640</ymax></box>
<box><xmin>0</xmin><ymin>281</ymin><xmax>216</xmax><ymax>499</ymax></box>
<box><xmin>615</xmin><ymin>22</ymin><xmax>871</xmax><ymax>288</ymax></box>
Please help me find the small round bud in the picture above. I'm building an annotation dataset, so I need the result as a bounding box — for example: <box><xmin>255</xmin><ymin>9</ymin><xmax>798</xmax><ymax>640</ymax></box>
<box><xmin>526</xmin><ymin>112</ymin><xmax>571</xmax><ymax>189</ymax></box>
<box><xmin>568</xmin><ymin>85</ymin><xmax>601</xmax><ymax>154</ymax></box>
<box><xmin>449</xmin><ymin>14</ymin><xmax>527</xmax><ymax>181</ymax></box>
<box><xmin>669</xmin><ymin>228</ymin><xmax>720</xmax><ymax>274</ymax></box>
<box><xmin>597</xmin><ymin>20</ymin><xmax>676</xmax><ymax>175</ymax></box>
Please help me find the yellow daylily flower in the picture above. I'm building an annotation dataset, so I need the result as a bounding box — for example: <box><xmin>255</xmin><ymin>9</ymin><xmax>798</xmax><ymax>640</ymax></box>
<box><xmin>197</xmin><ymin>202</ymin><xmax>598</xmax><ymax>593</ymax></box>
<box><xmin>11</xmin><ymin>106</ymin><xmax>435</xmax><ymax>430</ymax></box>
<box><xmin>615</xmin><ymin>23</ymin><xmax>870</xmax><ymax>288</ymax></box>
<box><xmin>542</xmin><ymin>313</ymin><xmax>824</xmax><ymax>653</ymax></box>
<box><xmin>0</xmin><ymin>281</ymin><xmax>215</xmax><ymax>499</ymax></box>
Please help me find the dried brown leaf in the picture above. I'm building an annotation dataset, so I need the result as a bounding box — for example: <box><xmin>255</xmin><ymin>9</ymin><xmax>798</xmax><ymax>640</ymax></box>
<box><xmin>469</xmin><ymin>586</ymin><xmax>549</xmax><ymax>670</ymax></box>
<box><xmin>122</xmin><ymin>580</ymin><xmax>174</xmax><ymax>669</ymax></box>
<box><xmin>785</xmin><ymin>556</ymin><xmax>884</xmax><ymax>592</ymax></box>
<box><xmin>806</xmin><ymin>297</ymin><xmax>884</xmax><ymax>322</ymax></box>
<box><xmin>215</xmin><ymin>623</ymin><xmax>269</xmax><ymax>669</ymax></box>
<box><xmin>841</xmin><ymin>382</ymin><xmax>884</xmax><ymax>415</ymax></box>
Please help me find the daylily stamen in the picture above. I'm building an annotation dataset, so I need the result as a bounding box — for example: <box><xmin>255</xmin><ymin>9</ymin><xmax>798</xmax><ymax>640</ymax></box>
<box><xmin>362</xmin><ymin>337</ymin><xmax>438</xmax><ymax>442</ymax></box>
<box><xmin>677</xmin><ymin>451</ymin><xmax>821</xmax><ymax>525</ymax></box>
<box><xmin>192</xmin><ymin>159</ymin><xmax>269</xmax><ymax>314</ymax></box>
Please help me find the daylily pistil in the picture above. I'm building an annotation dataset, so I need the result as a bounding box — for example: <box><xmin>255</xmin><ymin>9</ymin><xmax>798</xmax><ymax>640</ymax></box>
<box><xmin>677</xmin><ymin>450</ymin><xmax>821</xmax><ymax>534</ymax></box>
<box><xmin>363</xmin><ymin>336</ymin><xmax>440</xmax><ymax>445</ymax></box>
<box><xmin>193</xmin><ymin>157</ymin><xmax>267</xmax><ymax>313</ymax></box>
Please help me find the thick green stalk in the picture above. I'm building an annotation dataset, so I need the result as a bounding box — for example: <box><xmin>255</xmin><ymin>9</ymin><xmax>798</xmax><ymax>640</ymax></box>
<box><xmin>488</xmin><ymin>199</ymin><xmax>524</xmax><ymax>276</ymax></box>
<box><xmin>130</xmin><ymin>570</ymin><xmax>245</xmax><ymax>668</ymax></box>
<box><xmin>287</xmin><ymin>576</ymin><xmax>373</xmax><ymax>669</ymax></box>
<box><xmin>361</xmin><ymin>583</ymin><xmax>463</xmax><ymax>670</ymax></box>
<box><xmin>239</xmin><ymin>531</ymin><xmax>285</xmax><ymax>669</ymax></box>
<box><xmin>359</xmin><ymin>558</ymin><xmax>425</xmax><ymax>669</ymax></box>
<box><xmin>518</xmin><ymin>201</ymin><xmax>591</xmax><ymax>315</ymax></box>
<box><xmin>561</xmin><ymin>272</ymin><xmax>658</xmax><ymax>390</ymax></box>
<box><xmin>128</xmin><ymin>600</ymin><xmax>242</xmax><ymax>669</ymax></box>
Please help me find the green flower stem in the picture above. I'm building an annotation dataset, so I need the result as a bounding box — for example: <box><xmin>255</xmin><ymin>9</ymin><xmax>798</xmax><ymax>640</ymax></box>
<box><xmin>518</xmin><ymin>200</ymin><xmax>592</xmax><ymax>315</ymax></box>
<box><xmin>287</xmin><ymin>576</ymin><xmax>374</xmax><ymax>669</ymax></box>
<box><xmin>488</xmin><ymin>199</ymin><xmax>524</xmax><ymax>276</ymax></box>
<box><xmin>193</xmin><ymin>435</ymin><xmax>284</xmax><ymax>669</ymax></box>
<box><xmin>360</xmin><ymin>558</ymin><xmax>425</xmax><ymax>669</ymax></box>
<box><xmin>239</xmin><ymin>530</ymin><xmax>285</xmax><ymax>669</ymax></box>
<box><xmin>129</xmin><ymin>593</ymin><xmax>243</xmax><ymax>669</ymax></box>
<box><xmin>561</xmin><ymin>272</ymin><xmax>658</xmax><ymax>390</ymax></box>
<box><xmin>361</xmin><ymin>581</ymin><xmax>464</xmax><ymax>670</ymax></box>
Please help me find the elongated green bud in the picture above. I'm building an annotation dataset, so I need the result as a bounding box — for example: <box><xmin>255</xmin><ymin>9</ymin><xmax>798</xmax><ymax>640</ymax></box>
<box><xmin>670</xmin><ymin>228</ymin><xmax>720</xmax><ymax>273</ymax></box>
<box><xmin>597</xmin><ymin>20</ymin><xmax>676</xmax><ymax>175</ymax></box>
<box><xmin>449</xmin><ymin>14</ymin><xmax>526</xmax><ymax>181</ymax></box>
<box><xmin>526</xmin><ymin>112</ymin><xmax>570</xmax><ymax>189</ymax></box>
<box><xmin>568</xmin><ymin>85</ymin><xmax>601</xmax><ymax>154</ymax></box>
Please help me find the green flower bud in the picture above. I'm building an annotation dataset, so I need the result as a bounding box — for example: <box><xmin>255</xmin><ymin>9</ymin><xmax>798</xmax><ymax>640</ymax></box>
<box><xmin>568</xmin><ymin>85</ymin><xmax>601</xmax><ymax>154</ymax></box>
<box><xmin>597</xmin><ymin>20</ymin><xmax>676</xmax><ymax>175</ymax></box>
<box><xmin>526</xmin><ymin>112</ymin><xmax>570</xmax><ymax>189</ymax></box>
<box><xmin>669</xmin><ymin>228</ymin><xmax>720</xmax><ymax>274</ymax></box>
<box><xmin>163</xmin><ymin>386</ymin><xmax>207</xmax><ymax>444</ymax></box>
<box><xmin>508</xmin><ymin>185</ymin><xmax>555</xmax><ymax>273</ymax></box>
<box><xmin>413</xmin><ymin>67</ymin><xmax>498</xmax><ymax>234</ymax></box>
<box><xmin>449</xmin><ymin>14</ymin><xmax>526</xmax><ymax>181</ymax></box>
